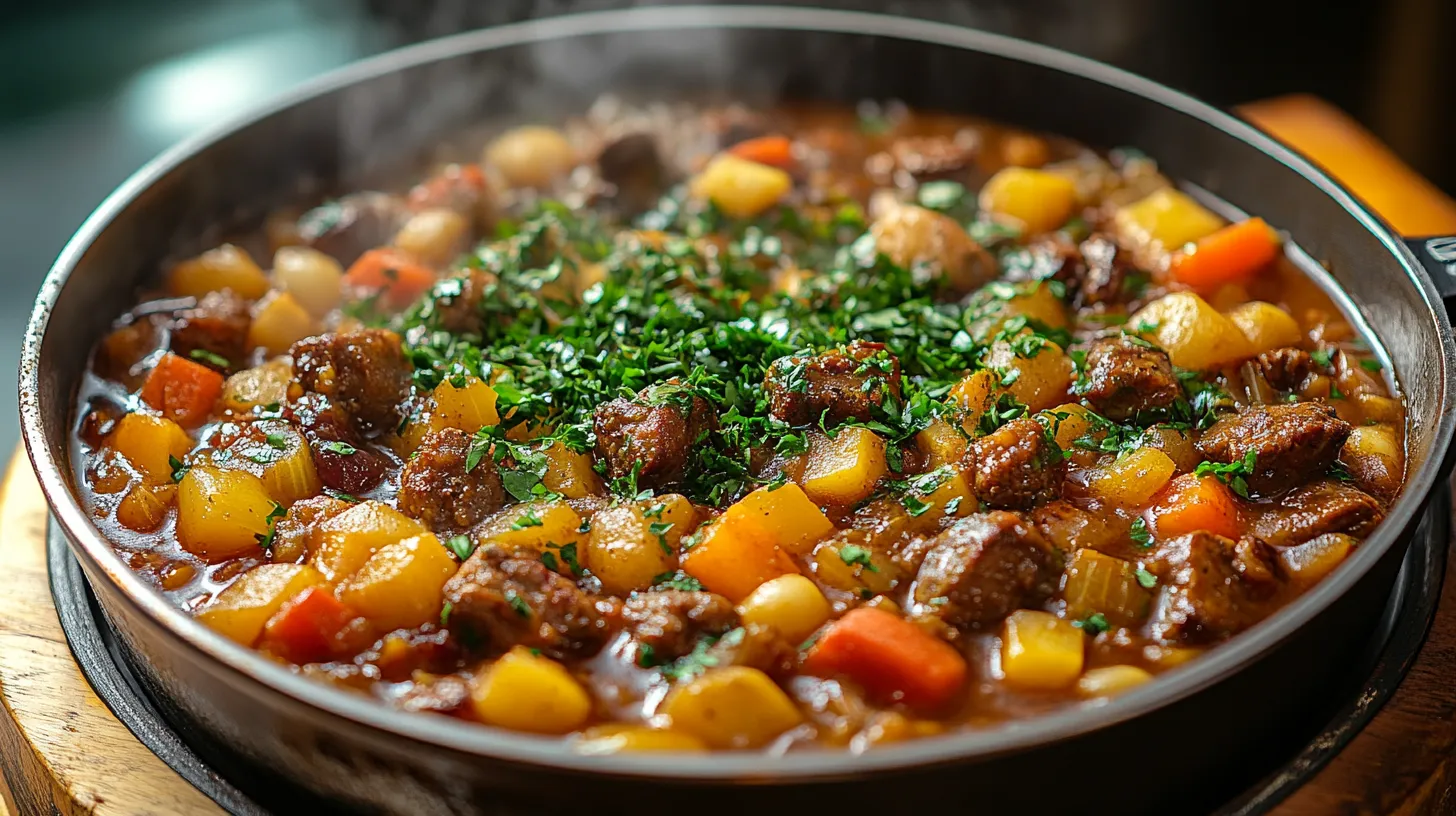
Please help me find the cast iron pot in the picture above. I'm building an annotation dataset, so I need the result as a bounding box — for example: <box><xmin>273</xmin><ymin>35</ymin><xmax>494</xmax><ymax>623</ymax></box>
<box><xmin>20</xmin><ymin>7</ymin><xmax>1456</xmax><ymax>815</ymax></box>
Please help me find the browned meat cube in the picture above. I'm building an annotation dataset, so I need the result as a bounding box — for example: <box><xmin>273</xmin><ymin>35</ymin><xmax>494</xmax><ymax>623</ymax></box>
<box><xmin>1079</xmin><ymin>335</ymin><xmax>1182</xmax><ymax>421</ymax></box>
<box><xmin>290</xmin><ymin>329</ymin><xmax>412</xmax><ymax>433</ymax></box>
<box><xmin>95</xmin><ymin>317</ymin><xmax>161</xmax><ymax>387</ymax></box>
<box><xmin>1196</xmin><ymin>402</ymin><xmax>1352</xmax><ymax>497</ymax></box>
<box><xmin>597</xmin><ymin>132</ymin><xmax>667</xmax><ymax>213</ymax></box>
<box><xmin>1006</xmin><ymin>234</ymin><xmax>1084</xmax><ymax>290</ymax></box>
<box><xmin>622</xmin><ymin>590</ymin><xmax>738</xmax><ymax>663</ymax></box>
<box><xmin>963</xmin><ymin>418</ymin><xmax>1064</xmax><ymax>510</ymax></box>
<box><xmin>1251</xmin><ymin>479</ymin><xmax>1384</xmax><ymax>548</ymax></box>
<box><xmin>397</xmin><ymin>428</ymin><xmax>506</xmax><ymax>533</ymax></box>
<box><xmin>296</xmin><ymin>191</ymin><xmax>409</xmax><ymax>266</ymax></box>
<box><xmin>911</xmin><ymin>511</ymin><xmax>1061</xmax><ymax>631</ymax></box>
<box><xmin>169</xmin><ymin>290</ymin><xmax>251</xmax><ymax>371</ymax></box>
<box><xmin>887</xmin><ymin>135</ymin><xmax>973</xmax><ymax>181</ymax></box>
<box><xmin>1076</xmin><ymin>233</ymin><xmax>1139</xmax><ymax>307</ymax></box>
<box><xmin>765</xmin><ymin>341</ymin><xmax>903</xmax><ymax>427</ymax></box>
<box><xmin>287</xmin><ymin>393</ymin><xmax>391</xmax><ymax>494</ymax></box>
<box><xmin>593</xmin><ymin>382</ymin><xmax>718</xmax><ymax>488</ymax></box>
<box><xmin>427</xmin><ymin>269</ymin><xmax>500</xmax><ymax>336</ymax></box>
<box><xmin>443</xmin><ymin>546</ymin><xmax>619</xmax><ymax>660</ymax></box>
<box><xmin>1251</xmin><ymin>347</ymin><xmax>1322</xmax><ymax>392</ymax></box>
<box><xmin>1148</xmin><ymin>531</ymin><xmax>1285</xmax><ymax>643</ymax></box>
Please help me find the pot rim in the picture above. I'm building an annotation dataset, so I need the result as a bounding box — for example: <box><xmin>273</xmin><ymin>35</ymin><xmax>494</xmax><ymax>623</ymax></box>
<box><xmin>20</xmin><ymin>4</ymin><xmax>1456</xmax><ymax>781</ymax></box>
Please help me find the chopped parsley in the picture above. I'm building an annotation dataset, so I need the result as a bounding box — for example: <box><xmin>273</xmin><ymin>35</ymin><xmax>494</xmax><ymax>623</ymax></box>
<box><xmin>1193</xmin><ymin>449</ymin><xmax>1259</xmax><ymax>498</ymax></box>
<box><xmin>1359</xmin><ymin>358</ymin><xmax>1383</xmax><ymax>372</ymax></box>
<box><xmin>505</xmin><ymin>590</ymin><xmax>531</xmax><ymax>618</ymax></box>
<box><xmin>446</xmin><ymin>534</ymin><xmax>476</xmax><ymax>561</ymax></box>
<box><xmin>254</xmin><ymin>502</ymin><xmax>287</xmax><ymax>550</ymax></box>
<box><xmin>439</xmin><ymin>601</ymin><xmax>453</xmax><ymax>627</ymax></box>
<box><xmin>1129</xmin><ymin>516</ymin><xmax>1152</xmax><ymax>549</ymax></box>
<box><xmin>651</xmin><ymin>571</ymin><xmax>705</xmax><ymax>592</ymax></box>
<box><xmin>168</xmin><ymin>455</ymin><xmax>190</xmax><ymax>483</ymax></box>
<box><xmin>1073</xmin><ymin>612</ymin><xmax>1110</xmax><ymax>636</ymax></box>
<box><xmin>1135</xmin><ymin>568</ymin><xmax>1157</xmax><ymax>589</ymax></box>
<box><xmin>838</xmin><ymin>543</ymin><xmax>878</xmax><ymax>572</ymax></box>
<box><xmin>265</xmin><ymin>433</ymin><xmax>288</xmax><ymax>450</ymax></box>
<box><xmin>510</xmin><ymin>508</ymin><xmax>544</xmax><ymax>530</ymax></box>
<box><xmin>187</xmin><ymin>348</ymin><xmax>230</xmax><ymax>368</ymax></box>
<box><xmin>322</xmin><ymin>441</ymin><xmax>357</xmax><ymax>456</ymax></box>
<box><xmin>1311</xmin><ymin>348</ymin><xmax>1334</xmax><ymax>368</ymax></box>
<box><xmin>323</xmin><ymin>489</ymin><xmax>360</xmax><ymax>503</ymax></box>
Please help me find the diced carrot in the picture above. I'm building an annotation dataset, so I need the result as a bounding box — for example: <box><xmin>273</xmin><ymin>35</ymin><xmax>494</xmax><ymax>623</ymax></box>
<box><xmin>261</xmin><ymin>586</ymin><xmax>358</xmax><ymax>664</ymax></box>
<box><xmin>344</xmin><ymin>247</ymin><xmax>438</xmax><ymax>305</ymax></box>
<box><xmin>408</xmin><ymin>163</ymin><xmax>488</xmax><ymax>211</ymax></box>
<box><xmin>804</xmin><ymin>607</ymin><xmax>967</xmax><ymax>710</ymax></box>
<box><xmin>1169</xmin><ymin>217</ymin><xmax>1280</xmax><ymax>288</ymax></box>
<box><xmin>728</xmin><ymin>135</ymin><xmax>795</xmax><ymax>170</ymax></box>
<box><xmin>139</xmin><ymin>353</ymin><xmax>225</xmax><ymax>429</ymax></box>
<box><xmin>1147</xmin><ymin>474</ymin><xmax>1242</xmax><ymax>541</ymax></box>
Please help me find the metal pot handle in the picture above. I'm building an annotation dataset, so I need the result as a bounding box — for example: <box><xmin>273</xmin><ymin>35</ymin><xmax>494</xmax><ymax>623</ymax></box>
<box><xmin>1406</xmin><ymin>237</ymin><xmax>1456</xmax><ymax>317</ymax></box>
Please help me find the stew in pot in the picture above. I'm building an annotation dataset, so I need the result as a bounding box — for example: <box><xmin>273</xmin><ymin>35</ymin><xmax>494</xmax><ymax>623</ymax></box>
<box><xmin>73</xmin><ymin>99</ymin><xmax>1406</xmax><ymax>752</ymax></box>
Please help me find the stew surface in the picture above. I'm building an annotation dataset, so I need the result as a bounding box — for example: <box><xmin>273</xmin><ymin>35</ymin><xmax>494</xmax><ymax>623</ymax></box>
<box><xmin>74</xmin><ymin>99</ymin><xmax>1407</xmax><ymax>753</ymax></box>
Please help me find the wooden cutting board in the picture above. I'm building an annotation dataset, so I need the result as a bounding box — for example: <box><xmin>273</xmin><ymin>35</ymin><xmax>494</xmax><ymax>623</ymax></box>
<box><xmin>1</xmin><ymin>95</ymin><xmax>1454</xmax><ymax>816</ymax></box>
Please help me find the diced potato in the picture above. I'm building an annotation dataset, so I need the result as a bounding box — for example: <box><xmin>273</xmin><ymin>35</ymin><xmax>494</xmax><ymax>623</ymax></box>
<box><xmin>1036</xmin><ymin>403</ymin><xmax>1094</xmax><ymax>451</ymax></box>
<box><xmin>1076</xmin><ymin>665</ymin><xmax>1153</xmax><ymax>698</ymax></box>
<box><xmin>471</xmin><ymin>647</ymin><xmax>591</xmax><ymax>734</ymax></box>
<box><xmin>870</xmin><ymin>204</ymin><xmax>987</xmax><ymax>292</ymax></box>
<box><xmin>1033</xmin><ymin>501</ymin><xmax>1124</xmax><ymax>553</ymax></box>
<box><xmin>1062</xmin><ymin>548</ymin><xmax>1152</xmax><ymax>626</ymax></box>
<box><xmin>168</xmin><ymin>244</ymin><xmax>270</xmax><ymax>300</ymax></box>
<box><xmin>476</xmin><ymin>501</ymin><xmax>585</xmax><ymax>556</ymax></box>
<box><xmin>176</xmin><ymin>466</ymin><xmax>276</xmax><ymax>561</ymax></box>
<box><xmin>1129</xmin><ymin>292</ymin><xmax>1256</xmax><ymax>371</ymax></box>
<box><xmin>271</xmin><ymin>246</ymin><xmax>343</xmax><ymax>316</ymax></box>
<box><xmin>311</xmin><ymin>501</ymin><xmax>427</xmax><ymax>582</ymax></box>
<box><xmin>1084</xmin><ymin>447</ymin><xmax>1176</xmax><ymax>507</ymax></box>
<box><xmin>1113</xmin><ymin>188</ymin><xmax>1223</xmax><ymax>252</ymax></box>
<box><xmin>803</xmin><ymin>427</ymin><xmax>888</xmax><ymax>506</ymax></box>
<box><xmin>983</xmin><ymin>334</ymin><xmax>1074</xmax><ymax>412</ymax></box>
<box><xmin>575</xmin><ymin>725</ymin><xmax>707</xmax><ymax>754</ymax></box>
<box><xmin>1224</xmin><ymin>301</ymin><xmax>1302</xmax><ymax>354</ymax></box>
<box><xmin>916</xmin><ymin>418</ymin><xmax>969</xmax><ymax>468</ymax></box>
<box><xmin>116</xmin><ymin>483</ymin><xmax>176</xmax><ymax>532</ymax></box>
<box><xmin>1139</xmin><ymin>425</ymin><xmax>1199</xmax><ymax>473</ymax></box>
<box><xmin>1280</xmin><ymin>532</ymin><xmax>1356</xmax><ymax>585</ymax></box>
<box><xmin>393</xmin><ymin>208</ymin><xmax>471</xmax><ymax>267</ymax></box>
<box><xmin>585</xmin><ymin>500</ymin><xmax>687</xmax><ymax>595</ymax></box>
<box><xmin>661</xmin><ymin>666</ymin><xmax>803</xmax><ymax>749</ymax></box>
<box><xmin>1340</xmin><ymin>424</ymin><xmax>1403</xmax><ymax>499</ymax></box>
<box><xmin>485</xmin><ymin>125</ymin><xmax>576</xmax><ymax>189</ymax></box>
<box><xmin>810</xmin><ymin>538</ymin><xmax>900</xmax><ymax>597</ymax></box>
<box><xmin>196</xmin><ymin>564</ymin><xmax>325</xmax><ymax>645</ymax></box>
<box><xmin>978</xmin><ymin>167</ymin><xmax>1077</xmax><ymax>234</ymax></box>
<box><xmin>689</xmin><ymin>154</ymin><xmax>792</xmax><ymax>219</ymax></box>
<box><xmin>965</xmin><ymin>281</ymin><xmax>1069</xmax><ymax>342</ymax></box>
<box><xmin>432</xmin><ymin>377</ymin><xmax>500</xmax><ymax>433</ymax></box>
<box><xmin>920</xmin><ymin>470</ymin><xmax>976</xmax><ymax>523</ymax></box>
<box><xmin>541</xmin><ymin>441</ymin><xmax>604</xmax><ymax>499</ymax></box>
<box><xmin>722</xmin><ymin>483</ymin><xmax>834</xmax><ymax>556</ymax></box>
<box><xmin>109</xmin><ymin>413</ymin><xmax>192</xmax><ymax>484</ymax></box>
<box><xmin>682</xmin><ymin>516</ymin><xmax>799</xmax><ymax>602</ymax></box>
<box><xmin>1208</xmin><ymin>283</ymin><xmax>1252</xmax><ymax>313</ymax></box>
<box><xmin>948</xmin><ymin>369</ymin><xmax>998</xmax><ymax>432</ymax></box>
<box><xmin>738</xmin><ymin>574</ymin><xmax>831</xmax><ymax>643</ymax></box>
<box><xmin>221</xmin><ymin>360</ymin><xmax>291</xmax><ymax>412</ymax></box>
<box><xmin>1345</xmin><ymin>424</ymin><xmax>1400</xmax><ymax>460</ymax></box>
<box><xmin>1355</xmin><ymin>394</ymin><xmax>1404</xmax><ymax>424</ymax></box>
<box><xmin>1001</xmin><ymin>610</ymin><xmax>1085</xmax><ymax>690</ymax></box>
<box><xmin>336</xmin><ymin>532</ymin><xmax>458</xmax><ymax>631</ymax></box>
<box><xmin>1143</xmin><ymin>644</ymin><xmax>1204</xmax><ymax>669</ymax></box>
<box><xmin>247</xmin><ymin>291</ymin><xmax>316</xmax><ymax>357</ymax></box>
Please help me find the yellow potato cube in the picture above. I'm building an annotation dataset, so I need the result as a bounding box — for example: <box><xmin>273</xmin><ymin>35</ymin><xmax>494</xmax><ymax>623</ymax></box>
<box><xmin>336</xmin><ymin>533</ymin><xmax>458</xmax><ymax>632</ymax></box>
<box><xmin>978</xmin><ymin>167</ymin><xmax>1077</xmax><ymax>234</ymax></box>
<box><xmin>471</xmin><ymin>647</ymin><xmax>591</xmax><ymax>734</ymax></box>
<box><xmin>1279</xmin><ymin>532</ymin><xmax>1356</xmax><ymax>585</ymax></box>
<box><xmin>541</xmin><ymin>441</ymin><xmax>604</xmax><ymax>499</ymax></box>
<box><xmin>168</xmin><ymin>244</ymin><xmax>270</xmax><ymax>300</ymax></box>
<box><xmin>1084</xmin><ymin>447</ymin><xmax>1176</xmax><ymax>508</ymax></box>
<box><xmin>311</xmin><ymin>501</ymin><xmax>426</xmax><ymax>582</ymax></box>
<box><xmin>1001</xmin><ymin>609</ymin><xmax>1085</xmax><ymax>690</ymax></box>
<box><xmin>116</xmin><ymin>483</ymin><xmax>176</xmax><ymax>532</ymax></box>
<box><xmin>393</xmin><ymin>208</ymin><xmax>470</xmax><ymax>267</ymax></box>
<box><xmin>809</xmin><ymin>538</ymin><xmax>900</xmax><ymax>597</ymax></box>
<box><xmin>1113</xmin><ymin>188</ymin><xmax>1223</xmax><ymax>252</ymax></box>
<box><xmin>983</xmin><ymin>335</ymin><xmax>1074</xmax><ymax>412</ymax></box>
<box><xmin>432</xmin><ymin>377</ymin><xmax>500</xmax><ymax>432</ymax></box>
<box><xmin>176</xmin><ymin>466</ymin><xmax>276</xmax><ymax>561</ymax></box>
<box><xmin>221</xmin><ymin>360</ymin><xmax>292</xmax><ymax>413</ymax></box>
<box><xmin>1075</xmin><ymin>665</ymin><xmax>1153</xmax><ymax>698</ymax></box>
<box><xmin>738</xmin><ymin>574</ymin><xmax>831</xmax><ymax>643</ymax></box>
<box><xmin>575</xmin><ymin>725</ymin><xmax>707</xmax><ymax>754</ymax></box>
<box><xmin>723</xmin><ymin>483</ymin><xmax>834</xmax><ymax>556</ymax></box>
<box><xmin>247</xmin><ymin>291</ymin><xmax>316</xmax><ymax>357</ymax></box>
<box><xmin>109</xmin><ymin>413</ymin><xmax>193</xmax><ymax>484</ymax></box>
<box><xmin>1062</xmin><ymin>548</ymin><xmax>1152</xmax><ymax>626</ymax></box>
<box><xmin>1130</xmin><ymin>292</ymin><xmax>1257</xmax><ymax>370</ymax></box>
<box><xmin>1036</xmin><ymin>403</ymin><xmax>1095</xmax><ymax>451</ymax></box>
<box><xmin>690</xmin><ymin>154</ymin><xmax>792</xmax><ymax>219</ymax></box>
<box><xmin>585</xmin><ymin>501</ymin><xmax>682</xmax><ymax>596</ymax></box>
<box><xmin>916</xmin><ymin>418</ymin><xmax>969</xmax><ymax>468</ymax></box>
<box><xmin>661</xmin><ymin>666</ymin><xmax>803</xmax><ymax>749</ymax></box>
<box><xmin>948</xmin><ymin>369</ymin><xmax>998</xmax><ymax>432</ymax></box>
<box><xmin>803</xmin><ymin>427</ymin><xmax>888</xmax><ymax>506</ymax></box>
<box><xmin>196</xmin><ymin>564</ymin><xmax>325</xmax><ymax>646</ymax></box>
<box><xmin>475</xmin><ymin>501</ymin><xmax>585</xmax><ymax>555</ymax></box>
<box><xmin>920</xmin><ymin>469</ymin><xmax>976</xmax><ymax>522</ymax></box>
<box><xmin>271</xmin><ymin>246</ymin><xmax>343</xmax><ymax>316</ymax></box>
<box><xmin>965</xmin><ymin>280</ymin><xmax>1069</xmax><ymax>342</ymax></box>
<box><xmin>485</xmin><ymin>125</ymin><xmax>576</xmax><ymax>189</ymax></box>
<box><xmin>681</xmin><ymin>517</ymin><xmax>798</xmax><ymax>602</ymax></box>
<box><xmin>1223</xmin><ymin>301</ymin><xmax>1303</xmax><ymax>354</ymax></box>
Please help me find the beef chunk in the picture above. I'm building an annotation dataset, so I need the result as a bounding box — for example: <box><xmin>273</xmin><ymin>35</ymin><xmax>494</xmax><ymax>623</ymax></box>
<box><xmin>1006</xmin><ymin>234</ymin><xmax>1084</xmax><ymax>290</ymax></box>
<box><xmin>443</xmin><ymin>546</ymin><xmax>618</xmax><ymax>659</ymax></box>
<box><xmin>287</xmin><ymin>393</ymin><xmax>390</xmax><ymax>494</ymax></box>
<box><xmin>912</xmin><ymin>511</ymin><xmax>1061</xmax><ymax>630</ymax></box>
<box><xmin>1196</xmin><ymin>402</ymin><xmax>1352</xmax><ymax>497</ymax></box>
<box><xmin>296</xmin><ymin>191</ymin><xmax>409</xmax><ymax>266</ymax></box>
<box><xmin>169</xmin><ymin>290</ymin><xmax>251</xmax><ymax>370</ymax></box>
<box><xmin>290</xmin><ymin>329</ymin><xmax>412</xmax><ymax>433</ymax></box>
<box><xmin>1080</xmin><ymin>335</ymin><xmax>1182</xmax><ymax>421</ymax></box>
<box><xmin>765</xmin><ymin>342</ymin><xmax>903</xmax><ymax>427</ymax></box>
<box><xmin>407</xmin><ymin>163</ymin><xmax>492</xmax><ymax>227</ymax></box>
<box><xmin>95</xmin><ymin>317</ymin><xmax>161</xmax><ymax>387</ymax></box>
<box><xmin>597</xmin><ymin>132</ymin><xmax>666</xmax><ymax>213</ymax></box>
<box><xmin>703</xmin><ymin>624</ymin><xmax>799</xmax><ymax>678</ymax></box>
<box><xmin>1076</xmin><ymin>233</ymin><xmax>1139</xmax><ymax>307</ymax></box>
<box><xmin>593</xmin><ymin>381</ymin><xmax>718</xmax><ymax>488</ymax></box>
<box><xmin>397</xmin><ymin>428</ymin><xmax>506</xmax><ymax>533</ymax></box>
<box><xmin>886</xmin><ymin>135</ymin><xmax>973</xmax><ymax>181</ymax></box>
<box><xmin>1251</xmin><ymin>480</ymin><xmax>1384</xmax><ymax>548</ymax></box>
<box><xmin>963</xmin><ymin>418</ymin><xmax>1064</xmax><ymax>510</ymax></box>
<box><xmin>622</xmin><ymin>590</ymin><xmax>738</xmax><ymax>662</ymax></box>
<box><xmin>1149</xmin><ymin>532</ymin><xmax>1285</xmax><ymax>643</ymax></box>
<box><xmin>1252</xmin><ymin>348</ymin><xmax>1322</xmax><ymax>392</ymax></box>
<box><xmin>427</xmin><ymin>269</ymin><xmax>499</xmax><ymax>335</ymax></box>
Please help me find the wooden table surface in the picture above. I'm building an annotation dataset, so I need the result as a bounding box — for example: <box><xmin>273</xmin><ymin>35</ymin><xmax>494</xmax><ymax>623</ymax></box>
<box><xmin>1</xmin><ymin>96</ymin><xmax>1455</xmax><ymax>816</ymax></box>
